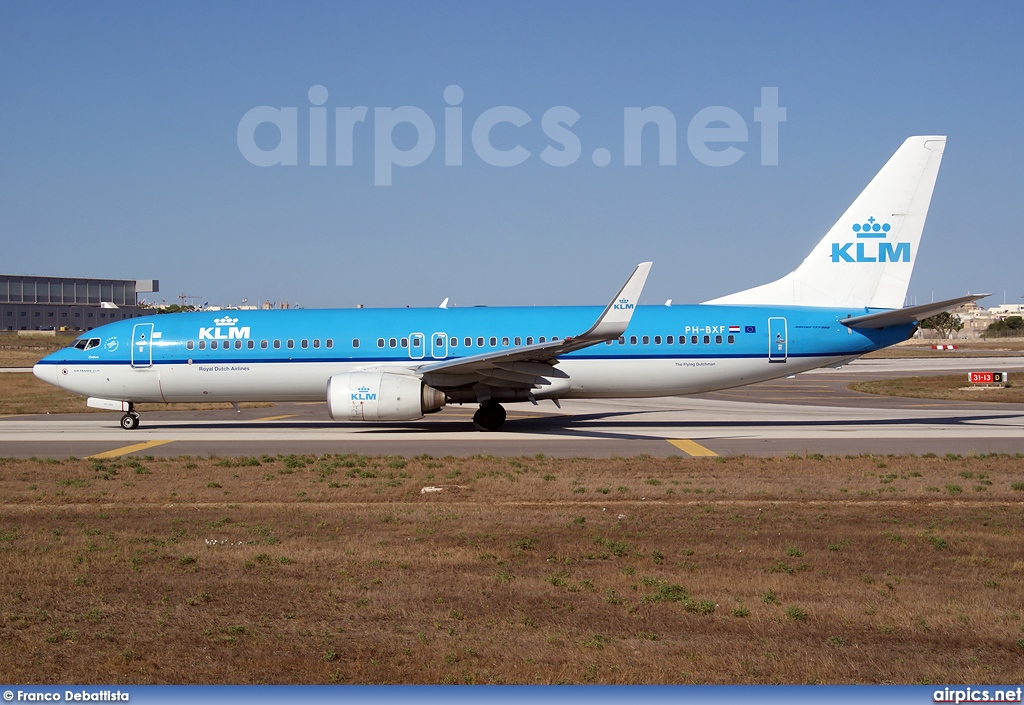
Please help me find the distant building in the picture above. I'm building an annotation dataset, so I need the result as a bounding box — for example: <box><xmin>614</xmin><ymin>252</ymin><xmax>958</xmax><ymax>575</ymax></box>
<box><xmin>0</xmin><ymin>274</ymin><xmax>158</xmax><ymax>331</ymax></box>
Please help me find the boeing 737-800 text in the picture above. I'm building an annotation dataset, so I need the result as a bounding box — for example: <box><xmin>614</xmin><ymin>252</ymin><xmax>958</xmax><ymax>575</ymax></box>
<box><xmin>34</xmin><ymin>136</ymin><xmax>982</xmax><ymax>431</ymax></box>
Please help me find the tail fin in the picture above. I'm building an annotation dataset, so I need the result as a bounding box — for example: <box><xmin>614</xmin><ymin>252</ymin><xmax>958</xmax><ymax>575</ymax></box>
<box><xmin>705</xmin><ymin>136</ymin><xmax>946</xmax><ymax>309</ymax></box>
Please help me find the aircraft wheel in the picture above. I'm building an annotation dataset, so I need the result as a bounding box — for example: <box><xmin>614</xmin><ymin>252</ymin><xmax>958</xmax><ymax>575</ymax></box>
<box><xmin>120</xmin><ymin>413</ymin><xmax>140</xmax><ymax>430</ymax></box>
<box><xmin>473</xmin><ymin>402</ymin><xmax>506</xmax><ymax>431</ymax></box>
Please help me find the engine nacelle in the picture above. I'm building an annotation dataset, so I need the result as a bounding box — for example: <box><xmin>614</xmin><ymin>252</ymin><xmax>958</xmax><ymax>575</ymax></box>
<box><xmin>327</xmin><ymin>371</ymin><xmax>446</xmax><ymax>422</ymax></box>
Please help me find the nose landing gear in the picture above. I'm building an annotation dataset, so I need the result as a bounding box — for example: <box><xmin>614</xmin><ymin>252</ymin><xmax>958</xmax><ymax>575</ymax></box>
<box><xmin>119</xmin><ymin>408</ymin><xmax>141</xmax><ymax>430</ymax></box>
<box><xmin>472</xmin><ymin>401</ymin><xmax>506</xmax><ymax>432</ymax></box>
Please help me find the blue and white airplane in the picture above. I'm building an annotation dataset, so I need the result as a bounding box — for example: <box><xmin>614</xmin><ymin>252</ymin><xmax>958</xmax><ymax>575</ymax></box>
<box><xmin>34</xmin><ymin>136</ymin><xmax>982</xmax><ymax>431</ymax></box>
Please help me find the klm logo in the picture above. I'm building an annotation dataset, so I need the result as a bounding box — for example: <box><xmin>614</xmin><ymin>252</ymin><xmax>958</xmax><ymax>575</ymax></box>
<box><xmin>831</xmin><ymin>217</ymin><xmax>910</xmax><ymax>263</ymax></box>
<box><xmin>198</xmin><ymin>316</ymin><xmax>251</xmax><ymax>340</ymax></box>
<box><xmin>351</xmin><ymin>385</ymin><xmax>377</xmax><ymax>402</ymax></box>
<box><xmin>613</xmin><ymin>298</ymin><xmax>634</xmax><ymax>311</ymax></box>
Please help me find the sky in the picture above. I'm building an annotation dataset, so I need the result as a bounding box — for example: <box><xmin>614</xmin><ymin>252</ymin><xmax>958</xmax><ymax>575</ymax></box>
<box><xmin>1</xmin><ymin>1</ymin><xmax>1022</xmax><ymax>310</ymax></box>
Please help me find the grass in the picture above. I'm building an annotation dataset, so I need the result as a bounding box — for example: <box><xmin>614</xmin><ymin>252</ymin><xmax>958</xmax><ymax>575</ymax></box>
<box><xmin>862</xmin><ymin>338</ymin><xmax>1024</xmax><ymax>358</ymax></box>
<box><xmin>849</xmin><ymin>374</ymin><xmax>1024</xmax><ymax>403</ymax></box>
<box><xmin>0</xmin><ymin>453</ymin><xmax>1022</xmax><ymax>684</ymax></box>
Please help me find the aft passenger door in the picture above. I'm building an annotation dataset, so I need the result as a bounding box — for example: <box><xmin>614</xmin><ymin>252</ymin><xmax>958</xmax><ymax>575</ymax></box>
<box><xmin>768</xmin><ymin>317</ymin><xmax>787</xmax><ymax>363</ymax></box>
<box><xmin>131</xmin><ymin>323</ymin><xmax>154</xmax><ymax>368</ymax></box>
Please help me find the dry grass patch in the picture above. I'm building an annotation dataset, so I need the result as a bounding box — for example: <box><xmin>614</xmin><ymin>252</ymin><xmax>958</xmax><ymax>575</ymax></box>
<box><xmin>1</xmin><ymin>453</ymin><xmax>1023</xmax><ymax>684</ymax></box>
<box><xmin>850</xmin><ymin>375</ymin><xmax>1024</xmax><ymax>403</ymax></box>
<box><xmin>863</xmin><ymin>340</ymin><xmax>1024</xmax><ymax>358</ymax></box>
<box><xmin>0</xmin><ymin>333</ymin><xmax>78</xmax><ymax>368</ymax></box>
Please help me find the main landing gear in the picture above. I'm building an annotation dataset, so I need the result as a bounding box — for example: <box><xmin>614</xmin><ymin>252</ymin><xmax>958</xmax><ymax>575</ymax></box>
<box><xmin>473</xmin><ymin>401</ymin><xmax>506</xmax><ymax>432</ymax></box>
<box><xmin>119</xmin><ymin>407</ymin><xmax>141</xmax><ymax>430</ymax></box>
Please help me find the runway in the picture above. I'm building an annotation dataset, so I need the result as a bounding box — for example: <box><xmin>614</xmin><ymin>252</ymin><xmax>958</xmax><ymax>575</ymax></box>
<box><xmin>2</xmin><ymin>357</ymin><xmax>1022</xmax><ymax>458</ymax></box>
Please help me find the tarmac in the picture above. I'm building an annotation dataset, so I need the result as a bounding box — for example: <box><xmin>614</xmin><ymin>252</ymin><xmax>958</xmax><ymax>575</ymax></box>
<box><xmin>2</xmin><ymin>357</ymin><xmax>1022</xmax><ymax>459</ymax></box>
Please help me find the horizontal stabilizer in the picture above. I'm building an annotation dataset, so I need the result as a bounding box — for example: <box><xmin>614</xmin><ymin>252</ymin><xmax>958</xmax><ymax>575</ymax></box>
<box><xmin>840</xmin><ymin>294</ymin><xmax>989</xmax><ymax>330</ymax></box>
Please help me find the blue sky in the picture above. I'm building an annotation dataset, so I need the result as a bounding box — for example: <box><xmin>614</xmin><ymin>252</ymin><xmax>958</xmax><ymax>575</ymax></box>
<box><xmin>1</xmin><ymin>1</ymin><xmax>1021</xmax><ymax>309</ymax></box>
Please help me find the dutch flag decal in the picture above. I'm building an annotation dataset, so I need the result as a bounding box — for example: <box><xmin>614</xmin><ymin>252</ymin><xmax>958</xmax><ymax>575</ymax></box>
<box><xmin>728</xmin><ymin>325</ymin><xmax>741</xmax><ymax>333</ymax></box>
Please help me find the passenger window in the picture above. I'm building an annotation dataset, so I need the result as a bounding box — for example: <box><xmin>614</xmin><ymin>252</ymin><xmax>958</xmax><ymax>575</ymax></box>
<box><xmin>401</xmin><ymin>338</ymin><xmax>408</xmax><ymax>347</ymax></box>
<box><xmin>715</xmin><ymin>335</ymin><xmax>722</xmax><ymax>344</ymax></box>
<box><xmin>464</xmin><ymin>337</ymin><xmax>472</xmax><ymax>347</ymax></box>
<box><xmin>514</xmin><ymin>337</ymin><xmax>521</xmax><ymax>345</ymax></box>
<box><xmin>489</xmin><ymin>337</ymin><xmax>497</xmax><ymax>347</ymax></box>
<box><xmin>667</xmin><ymin>335</ymin><xmax>674</xmax><ymax>344</ymax></box>
<box><xmin>552</xmin><ymin>336</ymin><xmax>559</xmax><ymax>341</ymax></box>
<box><xmin>703</xmin><ymin>335</ymin><xmax>710</xmax><ymax>344</ymax></box>
<box><xmin>654</xmin><ymin>336</ymin><xmax>661</xmax><ymax>345</ymax></box>
<box><xmin>211</xmin><ymin>341</ymin><xmax>218</xmax><ymax>350</ymax></box>
<box><xmin>526</xmin><ymin>337</ymin><xmax>533</xmax><ymax>345</ymax></box>
<box><xmin>300</xmin><ymin>340</ymin><xmax>307</xmax><ymax>348</ymax></box>
<box><xmin>539</xmin><ymin>337</ymin><xmax>546</xmax><ymax>343</ymax></box>
<box><xmin>642</xmin><ymin>336</ymin><xmax>650</xmax><ymax>345</ymax></box>
<box><xmin>313</xmin><ymin>339</ymin><xmax>320</xmax><ymax>349</ymax></box>
<box><xmin>389</xmin><ymin>338</ymin><xmax>397</xmax><ymax>348</ymax></box>
<box><xmin>199</xmin><ymin>341</ymin><xmax>206</xmax><ymax>350</ymax></box>
<box><xmin>630</xmin><ymin>336</ymin><xmax>637</xmax><ymax>345</ymax></box>
<box><xmin>605</xmin><ymin>340</ymin><xmax>613</xmax><ymax>345</ymax></box>
<box><xmin>377</xmin><ymin>338</ymin><xmax>385</xmax><ymax>348</ymax></box>
<box><xmin>477</xmin><ymin>337</ymin><xmax>484</xmax><ymax>347</ymax></box>
<box><xmin>727</xmin><ymin>334</ymin><xmax>735</xmax><ymax>344</ymax></box>
<box><xmin>502</xmin><ymin>337</ymin><xmax>509</xmax><ymax>346</ymax></box>
<box><xmin>618</xmin><ymin>336</ymin><xmax>625</xmax><ymax>344</ymax></box>
<box><xmin>352</xmin><ymin>339</ymin><xmax>360</xmax><ymax>348</ymax></box>
<box><xmin>235</xmin><ymin>340</ymin><xmax>242</xmax><ymax>349</ymax></box>
<box><xmin>326</xmin><ymin>339</ymin><xmax>333</xmax><ymax>348</ymax></box>
<box><xmin>247</xmin><ymin>340</ymin><xmax>254</xmax><ymax>349</ymax></box>
<box><xmin>691</xmin><ymin>336</ymin><xmax>698</xmax><ymax>345</ymax></box>
<box><xmin>450</xmin><ymin>337</ymin><xmax>458</xmax><ymax>347</ymax></box>
<box><xmin>261</xmin><ymin>340</ymin><xmax>268</xmax><ymax>349</ymax></box>
<box><xmin>436</xmin><ymin>336</ymin><xmax>445</xmax><ymax>347</ymax></box>
<box><xmin>274</xmin><ymin>340</ymin><xmax>281</xmax><ymax>349</ymax></box>
<box><xmin>286</xmin><ymin>340</ymin><xmax>293</xmax><ymax>349</ymax></box>
<box><xmin>186</xmin><ymin>341</ymin><xmax>194</xmax><ymax>350</ymax></box>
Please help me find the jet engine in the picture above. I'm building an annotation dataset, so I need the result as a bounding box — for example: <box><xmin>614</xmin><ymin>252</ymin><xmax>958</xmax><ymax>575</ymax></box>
<box><xmin>327</xmin><ymin>371</ymin><xmax>446</xmax><ymax>422</ymax></box>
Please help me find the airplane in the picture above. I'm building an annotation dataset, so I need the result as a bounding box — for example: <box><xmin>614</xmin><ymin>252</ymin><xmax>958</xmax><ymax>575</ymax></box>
<box><xmin>33</xmin><ymin>135</ymin><xmax>984</xmax><ymax>432</ymax></box>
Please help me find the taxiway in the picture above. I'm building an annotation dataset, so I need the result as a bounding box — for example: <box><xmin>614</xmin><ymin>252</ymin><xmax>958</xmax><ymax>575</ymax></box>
<box><xmin>2</xmin><ymin>357</ymin><xmax>1022</xmax><ymax>458</ymax></box>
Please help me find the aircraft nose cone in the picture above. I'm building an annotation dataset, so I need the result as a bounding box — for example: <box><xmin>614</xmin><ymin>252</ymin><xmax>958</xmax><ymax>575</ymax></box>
<box><xmin>33</xmin><ymin>361</ymin><xmax>61</xmax><ymax>389</ymax></box>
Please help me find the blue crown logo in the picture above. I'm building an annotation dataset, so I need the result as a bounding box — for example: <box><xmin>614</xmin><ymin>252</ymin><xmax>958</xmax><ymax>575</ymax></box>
<box><xmin>852</xmin><ymin>216</ymin><xmax>891</xmax><ymax>239</ymax></box>
<box><xmin>619</xmin><ymin>298</ymin><xmax>629</xmax><ymax>304</ymax></box>
<box><xmin>213</xmin><ymin>316</ymin><xmax>238</xmax><ymax>326</ymax></box>
<box><xmin>357</xmin><ymin>386</ymin><xmax>370</xmax><ymax>393</ymax></box>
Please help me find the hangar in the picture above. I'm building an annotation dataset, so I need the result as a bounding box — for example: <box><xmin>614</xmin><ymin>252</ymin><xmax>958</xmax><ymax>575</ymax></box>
<box><xmin>1</xmin><ymin>274</ymin><xmax>157</xmax><ymax>331</ymax></box>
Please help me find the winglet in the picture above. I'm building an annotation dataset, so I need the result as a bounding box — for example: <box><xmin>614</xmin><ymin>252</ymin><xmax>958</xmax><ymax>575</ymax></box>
<box><xmin>577</xmin><ymin>262</ymin><xmax>652</xmax><ymax>340</ymax></box>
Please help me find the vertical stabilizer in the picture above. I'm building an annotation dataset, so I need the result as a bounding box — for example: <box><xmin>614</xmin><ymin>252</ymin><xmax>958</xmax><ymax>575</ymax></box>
<box><xmin>705</xmin><ymin>136</ymin><xmax>946</xmax><ymax>309</ymax></box>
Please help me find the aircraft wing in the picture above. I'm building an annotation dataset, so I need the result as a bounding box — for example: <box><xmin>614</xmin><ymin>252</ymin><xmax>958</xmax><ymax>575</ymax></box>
<box><xmin>840</xmin><ymin>293</ymin><xmax>989</xmax><ymax>330</ymax></box>
<box><xmin>409</xmin><ymin>262</ymin><xmax>652</xmax><ymax>390</ymax></box>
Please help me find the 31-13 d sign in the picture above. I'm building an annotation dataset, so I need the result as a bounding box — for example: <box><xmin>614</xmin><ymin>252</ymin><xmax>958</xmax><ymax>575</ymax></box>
<box><xmin>969</xmin><ymin>371</ymin><xmax>1007</xmax><ymax>384</ymax></box>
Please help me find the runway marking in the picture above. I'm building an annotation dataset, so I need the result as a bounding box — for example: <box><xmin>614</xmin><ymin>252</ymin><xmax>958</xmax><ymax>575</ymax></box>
<box><xmin>251</xmin><ymin>414</ymin><xmax>298</xmax><ymax>422</ymax></box>
<box><xmin>668</xmin><ymin>439</ymin><xmax>719</xmax><ymax>457</ymax></box>
<box><xmin>86</xmin><ymin>440</ymin><xmax>174</xmax><ymax>459</ymax></box>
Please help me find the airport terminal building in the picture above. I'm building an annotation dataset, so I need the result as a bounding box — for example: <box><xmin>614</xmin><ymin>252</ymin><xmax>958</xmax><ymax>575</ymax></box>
<box><xmin>1</xmin><ymin>274</ymin><xmax>158</xmax><ymax>331</ymax></box>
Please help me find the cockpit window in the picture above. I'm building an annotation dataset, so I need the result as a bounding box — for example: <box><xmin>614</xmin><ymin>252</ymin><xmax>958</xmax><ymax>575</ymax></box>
<box><xmin>73</xmin><ymin>338</ymin><xmax>101</xmax><ymax>351</ymax></box>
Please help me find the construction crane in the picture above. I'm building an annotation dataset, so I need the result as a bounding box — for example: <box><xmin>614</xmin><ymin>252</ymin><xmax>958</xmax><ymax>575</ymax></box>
<box><xmin>178</xmin><ymin>294</ymin><xmax>204</xmax><ymax>309</ymax></box>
